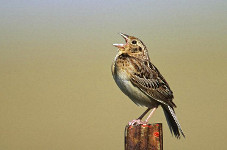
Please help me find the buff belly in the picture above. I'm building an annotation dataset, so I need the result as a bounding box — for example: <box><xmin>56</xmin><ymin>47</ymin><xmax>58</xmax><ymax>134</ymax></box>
<box><xmin>113</xmin><ymin>69</ymin><xmax>157</xmax><ymax>108</ymax></box>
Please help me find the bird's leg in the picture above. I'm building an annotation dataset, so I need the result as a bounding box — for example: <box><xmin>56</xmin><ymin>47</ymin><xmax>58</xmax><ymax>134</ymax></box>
<box><xmin>138</xmin><ymin>108</ymin><xmax>151</xmax><ymax>120</ymax></box>
<box><xmin>128</xmin><ymin>108</ymin><xmax>151</xmax><ymax>125</ymax></box>
<box><xmin>145</xmin><ymin>107</ymin><xmax>157</xmax><ymax>123</ymax></box>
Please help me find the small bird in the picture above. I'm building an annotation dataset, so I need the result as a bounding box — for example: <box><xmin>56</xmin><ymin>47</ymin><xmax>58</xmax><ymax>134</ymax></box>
<box><xmin>111</xmin><ymin>33</ymin><xmax>185</xmax><ymax>138</ymax></box>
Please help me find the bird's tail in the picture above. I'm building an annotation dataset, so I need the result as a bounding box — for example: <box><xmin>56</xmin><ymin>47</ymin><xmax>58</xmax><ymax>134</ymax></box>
<box><xmin>161</xmin><ymin>105</ymin><xmax>185</xmax><ymax>138</ymax></box>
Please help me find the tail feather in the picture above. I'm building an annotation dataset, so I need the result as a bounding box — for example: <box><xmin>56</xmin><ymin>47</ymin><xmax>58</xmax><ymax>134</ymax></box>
<box><xmin>162</xmin><ymin>105</ymin><xmax>185</xmax><ymax>139</ymax></box>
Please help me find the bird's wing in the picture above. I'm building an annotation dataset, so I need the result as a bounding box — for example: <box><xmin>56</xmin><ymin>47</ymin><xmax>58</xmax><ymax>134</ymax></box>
<box><xmin>129</xmin><ymin>58</ymin><xmax>176</xmax><ymax>107</ymax></box>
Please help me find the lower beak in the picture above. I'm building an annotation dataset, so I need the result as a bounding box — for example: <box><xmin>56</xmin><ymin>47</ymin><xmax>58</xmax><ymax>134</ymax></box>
<box><xmin>113</xmin><ymin>43</ymin><xmax>124</xmax><ymax>48</ymax></box>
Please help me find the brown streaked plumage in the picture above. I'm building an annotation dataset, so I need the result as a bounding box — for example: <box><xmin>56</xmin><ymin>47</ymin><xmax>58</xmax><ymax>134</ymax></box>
<box><xmin>111</xmin><ymin>33</ymin><xmax>185</xmax><ymax>138</ymax></box>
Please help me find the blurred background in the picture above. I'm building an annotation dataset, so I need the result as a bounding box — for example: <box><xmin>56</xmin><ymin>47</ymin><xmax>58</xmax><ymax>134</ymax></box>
<box><xmin>0</xmin><ymin>0</ymin><xmax>226</xmax><ymax>150</ymax></box>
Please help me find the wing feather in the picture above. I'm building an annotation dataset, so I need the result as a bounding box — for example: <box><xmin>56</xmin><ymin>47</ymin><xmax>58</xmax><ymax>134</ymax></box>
<box><xmin>129</xmin><ymin>58</ymin><xmax>176</xmax><ymax>108</ymax></box>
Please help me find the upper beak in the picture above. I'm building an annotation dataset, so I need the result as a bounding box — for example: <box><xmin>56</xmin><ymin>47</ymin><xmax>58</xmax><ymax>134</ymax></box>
<box><xmin>113</xmin><ymin>33</ymin><xmax>129</xmax><ymax>48</ymax></box>
<box><xmin>119</xmin><ymin>33</ymin><xmax>129</xmax><ymax>42</ymax></box>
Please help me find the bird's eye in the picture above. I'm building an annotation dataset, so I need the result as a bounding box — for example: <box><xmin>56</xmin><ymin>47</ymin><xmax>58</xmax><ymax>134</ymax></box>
<box><xmin>132</xmin><ymin>40</ymin><xmax>137</xmax><ymax>44</ymax></box>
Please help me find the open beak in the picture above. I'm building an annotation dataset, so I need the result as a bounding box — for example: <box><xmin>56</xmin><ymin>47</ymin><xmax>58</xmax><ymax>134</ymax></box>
<box><xmin>113</xmin><ymin>33</ymin><xmax>129</xmax><ymax>48</ymax></box>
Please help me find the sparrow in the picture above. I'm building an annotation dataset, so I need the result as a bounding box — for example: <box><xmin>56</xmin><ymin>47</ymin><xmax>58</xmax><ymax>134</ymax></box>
<box><xmin>111</xmin><ymin>33</ymin><xmax>185</xmax><ymax>138</ymax></box>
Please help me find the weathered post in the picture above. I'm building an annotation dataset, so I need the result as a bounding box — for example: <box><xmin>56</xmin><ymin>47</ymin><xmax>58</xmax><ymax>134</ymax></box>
<box><xmin>125</xmin><ymin>123</ymin><xmax>163</xmax><ymax>150</ymax></box>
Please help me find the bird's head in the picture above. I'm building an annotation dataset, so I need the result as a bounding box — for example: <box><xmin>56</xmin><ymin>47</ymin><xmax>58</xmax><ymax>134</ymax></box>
<box><xmin>113</xmin><ymin>33</ymin><xmax>150</xmax><ymax>60</ymax></box>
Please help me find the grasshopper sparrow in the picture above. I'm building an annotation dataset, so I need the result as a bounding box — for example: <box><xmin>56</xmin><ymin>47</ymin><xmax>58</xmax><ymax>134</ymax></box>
<box><xmin>111</xmin><ymin>33</ymin><xmax>185</xmax><ymax>138</ymax></box>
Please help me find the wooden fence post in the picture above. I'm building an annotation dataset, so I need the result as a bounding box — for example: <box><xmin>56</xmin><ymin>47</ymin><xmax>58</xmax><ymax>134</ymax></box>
<box><xmin>125</xmin><ymin>123</ymin><xmax>163</xmax><ymax>150</ymax></box>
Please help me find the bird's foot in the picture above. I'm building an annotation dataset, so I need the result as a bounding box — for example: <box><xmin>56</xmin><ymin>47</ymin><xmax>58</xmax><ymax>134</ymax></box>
<box><xmin>128</xmin><ymin>119</ymin><xmax>148</xmax><ymax>125</ymax></box>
